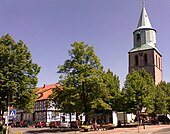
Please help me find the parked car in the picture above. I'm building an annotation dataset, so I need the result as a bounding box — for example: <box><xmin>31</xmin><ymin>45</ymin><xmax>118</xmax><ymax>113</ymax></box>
<box><xmin>59</xmin><ymin>121</ymin><xmax>70</xmax><ymax>128</ymax></box>
<box><xmin>49</xmin><ymin>121</ymin><xmax>60</xmax><ymax>128</ymax></box>
<box><xmin>15</xmin><ymin>122</ymin><xmax>23</xmax><ymax>127</ymax></box>
<box><xmin>21</xmin><ymin>120</ymin><xmax>30</xmax><ymax>127</ymax></box>
<box><xmin>35</xmin><ymin>121</ymin><xmax>46</xmax><ymax>128</ymax></box>
<box><xmin>27</xmin><ymin>120</ymin><xmax>35</xmax><ymax>127</ymax></box>
<box><xmin>8</xmin><ymin>122</ymin><xmax>16</xmax><ymax>127</ymax></box>
<box><xmin>150</xmin><ymin>117</ymin><xmax>159</xmax><ymax>125</ymax></box>
<box><xmin>157</xmin><ymin>115</ymin><xmax>170</xmax><ymax>124</ymax></box>
<box><xmin>70</xmin><ymin>121</ymin><xmax>81</xmax><ymax>128</ymax></box>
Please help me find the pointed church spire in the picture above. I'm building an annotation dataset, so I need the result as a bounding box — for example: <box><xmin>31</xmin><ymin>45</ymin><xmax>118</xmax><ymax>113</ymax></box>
<box><xmin>137</xmin><ymin>1</ymin><xmax>152</xmax><ymax>29</ymax></box>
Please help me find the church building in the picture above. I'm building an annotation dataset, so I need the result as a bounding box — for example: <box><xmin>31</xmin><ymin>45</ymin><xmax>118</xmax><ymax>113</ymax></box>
<box><xmin>128</xmin><ymin>2</ymin><xmax>162</xmax><ymax>85</ymax></box>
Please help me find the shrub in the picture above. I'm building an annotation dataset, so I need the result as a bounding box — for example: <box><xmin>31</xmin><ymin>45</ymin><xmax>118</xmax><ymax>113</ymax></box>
<box><xmin>0</xmin><ymin>123</ymin><xmax>7</xmax><ymax>134</ymax></box>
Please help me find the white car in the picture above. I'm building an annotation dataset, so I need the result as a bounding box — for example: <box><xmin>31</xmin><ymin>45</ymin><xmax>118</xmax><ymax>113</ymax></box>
<box><xmin>60</xmin><ymin>121</ymin><xmax>70</xmax><ymax>128</ymax></box>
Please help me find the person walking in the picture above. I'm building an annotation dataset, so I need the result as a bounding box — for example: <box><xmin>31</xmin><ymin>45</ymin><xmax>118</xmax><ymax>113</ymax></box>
<box><xmin>142</xmin><ymin>118</ymin><xmax>146</xmax><ymax>129</ymax></box>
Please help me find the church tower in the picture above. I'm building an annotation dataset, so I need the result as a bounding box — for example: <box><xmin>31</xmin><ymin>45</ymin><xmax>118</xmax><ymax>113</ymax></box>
<box><xmin>128</xmin><ymin>2</ymin><xmax>162</xmax><ymax>84</ymax></box>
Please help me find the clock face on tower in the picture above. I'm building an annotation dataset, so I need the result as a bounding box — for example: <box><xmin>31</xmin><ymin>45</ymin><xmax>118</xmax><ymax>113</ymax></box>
<box><xmin>139</xmin><ymin>52</ymin><xmax>143</xmax><ymax>56</ymax></box>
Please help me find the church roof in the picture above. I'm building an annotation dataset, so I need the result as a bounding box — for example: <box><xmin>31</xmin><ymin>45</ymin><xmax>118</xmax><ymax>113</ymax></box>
<box><xmin>137</xmin><ymin>2</ymin><xmax>152</xmax><ymax>30</ymax></box>
<box><xmin>129</xmin><ymin>43</ymin><xmax>157</xmax><ymax>52</ymax></box>
<box><xmin>129</xmin><ymin>2</ymin><xmax>158</xmax><ymax>53</ymax></box>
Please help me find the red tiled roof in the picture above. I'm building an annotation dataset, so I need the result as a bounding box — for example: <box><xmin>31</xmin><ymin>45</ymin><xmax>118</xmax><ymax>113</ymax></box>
<box><xmin>36</xmin><ymin>83</ymin><xmax>62</xmax><ymax>101</ymax></box>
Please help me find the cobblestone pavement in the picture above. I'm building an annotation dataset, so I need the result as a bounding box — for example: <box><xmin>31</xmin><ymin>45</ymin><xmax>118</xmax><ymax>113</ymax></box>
<box><xmin>11</xmin><ymin>125</ymin><xmax>170</xmax><ymax>134</ymax></box>
<box><xmin>84</xmin><ymin>125</ymin><xmax>170</xmax><ymax>134</ymax></box>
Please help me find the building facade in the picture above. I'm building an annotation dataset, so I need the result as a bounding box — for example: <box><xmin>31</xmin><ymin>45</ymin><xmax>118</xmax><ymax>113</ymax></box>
<box><xmin>14</xmin><ymin>84</ymin><xmax>85</xmax><ymax>124</ymax></box>
<box><xmin>128</xmin><ymin>3</ymin><xmax>162</xmax><ymax>85</ymax></box>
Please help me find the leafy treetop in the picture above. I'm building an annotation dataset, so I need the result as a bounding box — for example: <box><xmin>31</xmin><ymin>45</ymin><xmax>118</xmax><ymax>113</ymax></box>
<box><xmin>0</xmin><ymin>34</ymin><xmax>40</xmax><ymax>113</ymax></box>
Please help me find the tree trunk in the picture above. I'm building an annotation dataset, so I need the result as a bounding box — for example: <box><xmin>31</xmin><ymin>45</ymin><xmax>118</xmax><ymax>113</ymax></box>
<box><xmin>69</xmin><ymin>113</ymin><xmax>72</xmax><ymax>128</ymax></box>
<box><xmin>82</xmin><ymin>82</ymin><xmax>89</xmax><ymax>125</ymax></box>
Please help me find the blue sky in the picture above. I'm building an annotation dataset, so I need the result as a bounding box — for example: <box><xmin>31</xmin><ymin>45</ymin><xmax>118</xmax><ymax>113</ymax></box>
<box><xmin>1</xmin><ymin>0</ymin><xmax>170</xmax><ymax>87</ymax></box>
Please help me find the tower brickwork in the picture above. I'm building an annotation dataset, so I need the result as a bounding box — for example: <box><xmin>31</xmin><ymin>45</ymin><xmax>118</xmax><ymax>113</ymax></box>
<box><xmin>128</xmin><ymin>3</ymin><xmax>162</xmax><ymax>84</ymax></box>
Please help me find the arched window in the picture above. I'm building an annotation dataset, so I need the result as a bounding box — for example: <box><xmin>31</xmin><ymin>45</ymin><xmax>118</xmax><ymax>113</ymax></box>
<box><xmin>136</xmin><ymin>33</ymin><xmax>141</xmax><ymax>41</ymax></box>
<box><xmin>158</xmin><ymin>57</ymin><xmax>161</xmax><ymax>69</ymax></box>
<box><xmin>144</xmin><ymin>54</ymin><xmax>147</xmax><ymax>64</ymax></box>
<box><xmin>135</xmin><ymin>55</ymin><xmax>138</xmax><ymax>66</ymax></box>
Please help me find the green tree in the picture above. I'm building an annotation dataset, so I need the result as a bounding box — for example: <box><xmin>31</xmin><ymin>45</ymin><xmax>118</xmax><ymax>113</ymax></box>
<box><xmin>122</xmin><ymin>69</ymin><xmax>155</xmax><ymax>114</ymax></box>
<box><xmin>0</xmin><ymin>34</ymin><xmax>40</xmax><ymax>115</ymax></box>
<box><xmin>153</xmin><ymin>81</ymin><xmax>168</xmax><ymax>115</ymax></box>
<box><xmin>102</xmin><ymin>69</ymin><xmax>121</xmax><ymax>111</ymax></box>
<box><xmin>153</xmin><ymin>81</ymin><xmax>170</xmax><ymax>115</ymax></box>
<box><xmin>52</xmin><ymin>42</ymin><xmax>114</xmax><ymax>122</ymax></box>
<box><xmin>166</xmin><ymin>82</ymin><xmax>170</xmax><ymax>113</ymax></box>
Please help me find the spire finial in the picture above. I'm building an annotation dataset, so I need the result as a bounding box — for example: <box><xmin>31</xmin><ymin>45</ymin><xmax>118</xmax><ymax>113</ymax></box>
<box><xmin>142</xmin><ymin>0</ymin><xmax>145</xmax><ymax>7</ymax></box>
<box><xmin>137</xmin><ymin>0</ymin><xmax>152</xmax><ymax>29</ymax></box>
